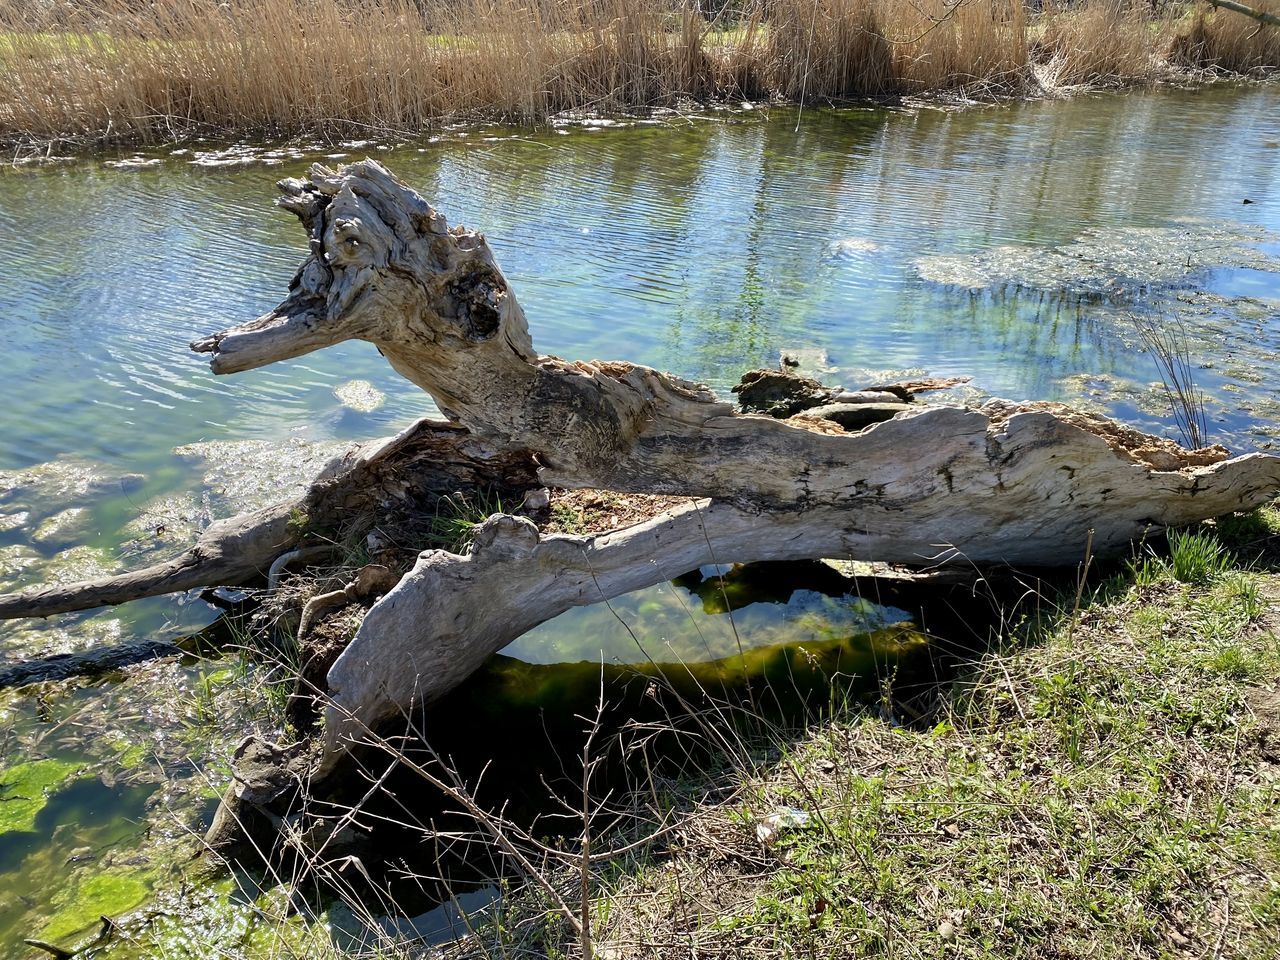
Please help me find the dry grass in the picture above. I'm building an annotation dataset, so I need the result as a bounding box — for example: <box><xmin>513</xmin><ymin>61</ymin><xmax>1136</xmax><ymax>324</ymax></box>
<box><xmin>1171</xmin><ymin>0</ymin><xmax>1280</xmax><ymax>71</ymax></box>
<box><xmin>0</xmin><ymin>0</ymin><xmax>1275</xmax><ymax>147</ymax></box>
<box><xmin>1036</xmin><ymin>0</ymin><xmax>1173</xmax><ymax>87</ymax></box>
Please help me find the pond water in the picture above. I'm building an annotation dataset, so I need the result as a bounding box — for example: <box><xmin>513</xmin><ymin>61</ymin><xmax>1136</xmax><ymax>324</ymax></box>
<box><xmin>1</xmin><ymin>83</ymin><xmax>1279</xmax><ymax>954</ymax></box>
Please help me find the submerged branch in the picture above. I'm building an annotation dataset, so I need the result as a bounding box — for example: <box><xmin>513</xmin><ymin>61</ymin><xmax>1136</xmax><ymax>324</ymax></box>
<box><xmin>0</xmin><ymin>638</ymin><xmax>183</xmax><ymax>689</ymax></box>
<box><xmin>0</xmin><ymin>418</ymin><xmax>538</xmax><ymax>621</ymax></box>
<box><xmin>0</xmin><ymin>502</ymin><xmax>297</xmax><ymax>620</ymax></box>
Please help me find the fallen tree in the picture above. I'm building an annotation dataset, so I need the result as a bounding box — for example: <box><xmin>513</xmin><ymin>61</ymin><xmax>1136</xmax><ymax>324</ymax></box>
<box><xmin>5</xmin><ymin>159</ymin><xmax>1280</xmax><ymax>770</ymax></box>
<box><xmin>1203</xmin><ymin>0</ymin><xmax>1280</xmax><ymax>29</ymax></box>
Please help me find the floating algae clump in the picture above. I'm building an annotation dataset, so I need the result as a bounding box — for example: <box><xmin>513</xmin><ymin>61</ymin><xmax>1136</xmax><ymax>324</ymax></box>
<box><xmin>334</xmin><ymin>378</ymin><xmax>386</xmax><ymax>413</ymax></box>
<box><xmin>0</xmin><ymin>545</ymin><xmax>40</xmax><ymax>591</ymax></box>
<box><xmin>30</xmin><ymin>507</ymin><xmax>93</xmax><ymax>547</ymax></box>
<box><xmin>174</xmin><ymin>437</ymin><xmax>353</xmax><ymax>515</ymax></box>
<box><xmin>917</xmin><ymin>222</ymin><xmax>1280</xmax><ymax>297</ymax></box>
<box><xmin>0</xmin><ymin>758</ymin><xmax>84</xmax><ymax>834</ymax></box>
<box><xmin>0</xmin><ymin>458</ymin><xmax>144</xmax><ymax>518</ymax></box>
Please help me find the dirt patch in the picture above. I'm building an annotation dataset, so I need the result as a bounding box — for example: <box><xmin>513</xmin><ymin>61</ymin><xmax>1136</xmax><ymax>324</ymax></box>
<box><xmin>287</xmin><ymin>606</ymin><xmax>365</xmax><ymax>731</ymax></box>
<box><xmin>1251</xmin><ymin>685</ymin><xmax>1280</xmax><ymax>765</ymax></box>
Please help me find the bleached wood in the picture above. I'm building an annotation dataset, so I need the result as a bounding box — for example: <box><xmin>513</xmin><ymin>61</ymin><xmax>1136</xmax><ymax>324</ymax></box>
<box><xmin>320</xmin><ymin>404</ymin><xmax>1280</xmax><ymax>761</ymax></box>
<box><xmin>192</xmin><ymin>159</ymin><xmax>1266</xmax><ymax>505</ymax></box>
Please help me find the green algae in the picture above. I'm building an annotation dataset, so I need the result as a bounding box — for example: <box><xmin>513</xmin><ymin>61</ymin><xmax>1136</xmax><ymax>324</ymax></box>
<box><xmin>0</xmin><ymin>758</ymin><xmax>84</xmax><ymax>834</ymax></box>
<box><xmin>507</xmin><ymin>561</ymin><xmax>915</xmax><ymax>665</ymax></box>
<box><xmin>31</xmin><ymin>507</ymin><xmax>93</xmax><ymax>547</ymax></box>
<box><xmin>0</xmin><ymin>459</ymin><xmax>144</xmax><ymax>519</ymax></box>
<box><xmin>0</xmin><ymin>614</ymin><xmax>126</xmax><ymax>662</ymax></box>
<box><xmin>33</xmin><ymin>545</ymin><xmax>115</xmax><ymax>588</ymax></box>
<box><xmin>114</xmin><ymin>741</ymin><xmax>150</xmax><ymax>770</ymax></box>
<box><xmin>39</xmin><ymin>870</ymin><xmax>151</xmax><ymax>943</ymax></box>
<box><xmin>118</xmin><ymin>494</ymin><xmax>206</xmax><ymax>566</ymax></box>
<box><xmin>99</xmin><ymin>878</ymin><xmax>331</xmax><ymax>960</ymax></box>
<box><xmin>0</xmin><ymin>545</ymin><xmax>39</xmax><ymax>591</ymax></box>
<box><xmin>463</xmin><ymin>624</ymin><xmax>929</xmax><ymax>720</ymax></box>
<box><xmin>0</xmin><ymin>668</ymin><xmax>229</xmax><ymax>956</ymax></box>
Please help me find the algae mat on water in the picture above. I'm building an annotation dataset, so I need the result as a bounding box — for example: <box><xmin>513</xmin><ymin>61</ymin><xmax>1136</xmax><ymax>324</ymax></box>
<box><xmin>0</xmin><ymin>757</ymin><xmax>84</xmax><ymax>834</ymax></box>
<box><xmin>39</xmin><ymin>869</ymin><xmax>152</xmax><ymax>944</ymax></box>
<box><xmin>914</xmin><ymin>221</ymin><xmax>1280</xmax><ymax>295</ymax></box>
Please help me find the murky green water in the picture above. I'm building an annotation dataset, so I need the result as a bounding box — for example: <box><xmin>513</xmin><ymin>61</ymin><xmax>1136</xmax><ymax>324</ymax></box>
<box><xmin>1</xmin><ymin>84</ymin><xmax>1279</xmax><ymax>954</ymax></box>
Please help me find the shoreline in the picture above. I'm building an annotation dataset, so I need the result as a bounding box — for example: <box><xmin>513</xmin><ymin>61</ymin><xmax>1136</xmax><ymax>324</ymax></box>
<box><xmin>4</xmin><ymin>71</ymin><xmax>1277</xmax><ymax>166</ymax></box>
<box><xmin>1</xmin><ymin>0</ymin><xmax>1277</xmax><ymax>154</ymax></box>
<box><xmin>445</xmin><ymin>520</ymin><xmax>1280</xmax><ymax>958</ymax></box>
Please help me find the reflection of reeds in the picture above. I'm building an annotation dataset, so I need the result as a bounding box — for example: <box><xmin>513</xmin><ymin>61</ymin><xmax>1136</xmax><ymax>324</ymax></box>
<box><xmin>0</xmin><ymin>0</ymin><xmax>1275</xmax><ymax>146</ymax></box>
<box><xmin>1132</xmin><ymin>313</ymin><xmax>1209</xmax><ymax>450</ymax></box>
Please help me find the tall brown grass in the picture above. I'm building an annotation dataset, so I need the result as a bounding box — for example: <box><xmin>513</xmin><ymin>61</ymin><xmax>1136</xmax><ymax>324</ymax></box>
<box><xmin>1170</xmin><ymin>0</ymin><xmax>1280</xmax><ymax>71</ymax></box>
<box><xmin>1036</xmin><ymin>0</ymin><xmax>1172</xmax><ymax>86</ymax></box>
<box><xmin>0</xmin><ymin>0</ymin><xmax>1275</xmax><ymax>147</ymax></box>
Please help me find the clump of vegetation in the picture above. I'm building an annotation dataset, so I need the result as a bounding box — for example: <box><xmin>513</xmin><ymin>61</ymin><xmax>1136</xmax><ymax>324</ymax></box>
<box><xmin>1130</xmin><ymin>527</ymin><xmax>1237</xmax><ymax>586</ymax></box>
<box><xmin>0</xmin><ymin>0</ymin><xmax>1274</xmax><ymax>149</ymax></box>
<box><xmin>1171</xmin><ymin>0</ymin><xmax>1280</xmax><ymax>71</ymax></box>
<box><xmin>1132</xmin><ymin>314</ymin><xmax>1210</xmax><ymax>451</ymax></box>
<box><xmin>428</xmin><ymin>489</ymin><xmax>509</xmax><ymax>553</ymax></box>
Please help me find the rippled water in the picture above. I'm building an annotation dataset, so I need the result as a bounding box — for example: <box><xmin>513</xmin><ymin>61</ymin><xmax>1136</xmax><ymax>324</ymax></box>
<box><xmin>1</xmin><ymin>84</ymin><xmax>1279</xmax><ymax>953</ymax></box>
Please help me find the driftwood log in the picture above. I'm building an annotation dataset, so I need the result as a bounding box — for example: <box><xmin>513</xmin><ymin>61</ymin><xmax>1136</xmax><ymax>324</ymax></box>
<box><xmin>6</xmin><ymin>159</ymin><xmax>1280</xmax><ymax>766</ymax></box>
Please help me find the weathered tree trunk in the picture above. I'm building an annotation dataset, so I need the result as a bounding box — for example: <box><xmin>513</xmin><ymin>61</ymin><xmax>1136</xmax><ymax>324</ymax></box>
<box><xmin>7</xmin><ymin>159</ymin><xmax>1280</xmax><ymax>768</ymax></box>
<box><xmin>319</xmin><ymin>408</ymin><xmax>1280</xmax><ymax>763</ymax></box>
<box><xmin>190</xmin><ymin>160</ymin><xmax>1266</xmax><ymax>509</ymax></box>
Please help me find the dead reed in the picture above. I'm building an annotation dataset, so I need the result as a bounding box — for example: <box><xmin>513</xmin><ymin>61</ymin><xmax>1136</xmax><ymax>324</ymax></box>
<box><xmin>0</xmin><ymin>0</ymin><xmax>1275</xmax><ymax>147</ymax></box>
<box><xmin>1170</xmin><ymin>0</ymin><xmax>1280</xmax><ymax>70</ymax></box>
<box><xmin>1035</xmin><ymin>0</ymin><xmax>1173</xmax><ymax>86</ymax></box>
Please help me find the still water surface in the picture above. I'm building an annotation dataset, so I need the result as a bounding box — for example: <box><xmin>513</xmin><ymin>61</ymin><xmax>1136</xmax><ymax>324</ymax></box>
<box><xmin>0</xmin><ymin>84</ymin><xmax>1278</xmax><ymax>952</ymax></box>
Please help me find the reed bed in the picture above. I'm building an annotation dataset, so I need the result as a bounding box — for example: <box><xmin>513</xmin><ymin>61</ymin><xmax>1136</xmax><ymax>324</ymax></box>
<box><xmin>0</xmin><ymin>0</ymin><xmax>1275</xmax><ymax>147</ymax></box>
<box><xmin>1035</xmin><ymin>0</ymin><xmax>1175</xmax><ymax>86</ymax></box>
<box><xmin>1171</xmin><ymin>0</ymin><xmax>1280</xmax><ymax>71</ymax></box>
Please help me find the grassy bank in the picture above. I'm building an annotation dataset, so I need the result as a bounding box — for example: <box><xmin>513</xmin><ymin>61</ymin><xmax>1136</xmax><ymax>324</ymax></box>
<box><xmin>0</xmin><ymin>0</ymin><xmax>1277</xmax><ymax>149</ymax></box>
<box><xmin>425</xmin><ymin>514</ymin><xmax>1280</xmax><ymax>959</ymax></box>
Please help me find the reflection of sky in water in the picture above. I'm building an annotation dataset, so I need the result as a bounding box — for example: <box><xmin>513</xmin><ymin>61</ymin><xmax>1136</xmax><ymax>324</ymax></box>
<box><xmin>2</xmin><ymin>85</ymin><xmax>1278</xmax><ymax>473</ymax></box>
